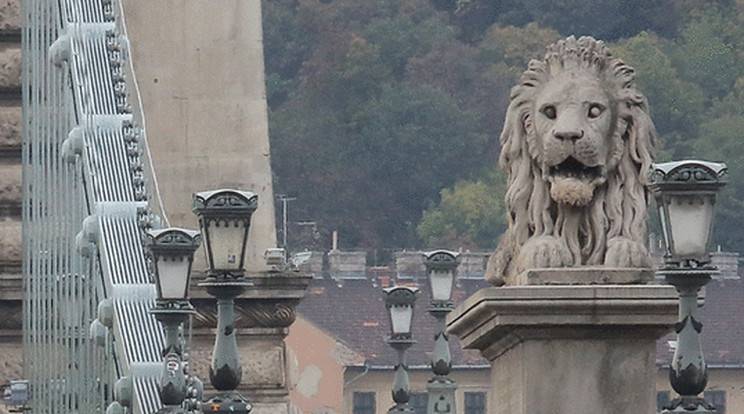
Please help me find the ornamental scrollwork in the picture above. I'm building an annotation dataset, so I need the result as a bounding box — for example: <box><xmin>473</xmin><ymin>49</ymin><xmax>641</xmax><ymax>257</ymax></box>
<box><xmin>235</xmin><ymin>302</ymin><xmax>297</xmax><ymax>329</ymax></box>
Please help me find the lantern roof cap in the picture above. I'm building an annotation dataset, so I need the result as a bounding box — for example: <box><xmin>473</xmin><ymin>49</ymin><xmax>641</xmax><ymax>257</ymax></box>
<box><xmin>650</xmin><ymin>160</ymin><xmax>727</xmax><ymax>193</ymax></box>
<box><xmin>192</xmin><ymin>189</ymin><xmax>258</xmax><ymax>216</ymax></box>
<box><xmin>383</xmin><ymin>285</ymin><xmax>419</xmax><ymax>306</ymax></box>
<box><xmin>144</xmin><ymin>227</ymin><xmax>201</xmax><ymax>250</ymax></box>
<box><xmin>652</xmin><ymin>160</ymin><xmax>726</xmax><ymax>176</ymax></box>
<box><xmin>651</xmin><ymin>160</ymin><xmax>727</xmax><ymax>182</ymax></box>
<box><xmin>423</xmin><ymin>250</ymin><xmax>461</xmax><ymax>269</ymax></box>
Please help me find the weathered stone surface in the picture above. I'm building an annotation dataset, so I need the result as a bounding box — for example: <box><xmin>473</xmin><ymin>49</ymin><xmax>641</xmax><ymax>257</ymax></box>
<box><xmin>0</xmin><ymin>163</ymin><xmax>21</xmax><ymax>204</ymax></box>
<box><xmin>0</xmin><ymin>273</ymin><xmax>21</xmax><ymax>300</ymax></box>
<box><xmin>449</xmin><ymin>281</ymin><xmax>679</xmax><ymax>414</ymax></box>
<box><xmin>514</xmin><ymin>267</ymin><xmax>654</xmax><ymax>285</ymax></box>
<box><xmin>0</xmin><ymin>219</ymin><xmax>21</xmax><ymax>263</ymax></box>
<box><xmin>0</xmin><ymin>0</ymin><xmax>20</xmax><ymax>32</ymax></box>
<box><xmin>491</xmin><ymin>338</ymin><xmax>658</xmax><ymax>414</ymax></box>
<box><xmin>394</xmin><ymin>251</ymin><xmax>425</xmax><ymax>277</ymax></box>
<box><xmin>241</xmin><ymin>340</ymin><xmax>286</xmax><ymax>388</ymax></box>
<box><xmin>291</xmin><ymin>251</ymin><xmax>324</xmax><ymax>275</ymax></box>
<box><xmin>0</xmin><ymin>106</ymin><xmax>20</xmax><ymax>149</ymax></box>
<box><xmin>121</xmin><ymin>0</ymin><xmax>276</xmax><ymax>272</ymax></box>
<box><xmin>327</xmin><ymin>250</ymin><xmax>366</xmax><ymax>276</ymax></box>
<box><xmin>0</xmin><ymin>45</ymin><xmax>20</xmax><ymax>90</ymax></box>
<box><xmin>0</xmin><ymin>335</ymin><xmax>22</xmax><ymax>414</ymax></box>
<box><xmin>250</xmin><ymin>402</ymin><xmax>291</xmax><ymax>414</ymax></box>
<box><xmin>449</xmin><ymin>284</ymin><xmax>678</xmax><ymax>359</ymax></box>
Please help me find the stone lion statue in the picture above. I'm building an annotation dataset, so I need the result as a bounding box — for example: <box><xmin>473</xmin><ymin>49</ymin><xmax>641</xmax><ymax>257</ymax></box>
<box><xmin>486</xmin><ymin>36</ymin><xmax>656</xmax><ymax>286</ymax></box>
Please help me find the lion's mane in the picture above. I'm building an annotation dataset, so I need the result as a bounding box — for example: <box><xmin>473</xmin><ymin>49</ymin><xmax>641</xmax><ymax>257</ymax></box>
<box><xmin>487</xmin><ymin>36</ymin><xmax>656</xmax><ymax>285</ymax></box>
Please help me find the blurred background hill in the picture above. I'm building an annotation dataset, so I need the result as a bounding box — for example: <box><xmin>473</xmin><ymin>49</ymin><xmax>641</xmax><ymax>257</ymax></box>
<box><xmin>264</xmin><ymin>0</ymin><xmax>744</xmax><ymax>255</ymax></box>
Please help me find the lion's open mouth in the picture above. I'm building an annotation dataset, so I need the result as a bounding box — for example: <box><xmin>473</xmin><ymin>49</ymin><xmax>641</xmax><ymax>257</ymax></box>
<box><xmin>548</xmin><ymin>157</ymin><xmax>605</xmax><ymax>207</ymax></box>
<box><xmin>549</xmin><ymin>157</ymin><xmax>601</xmax><ymax>181</ymax></box>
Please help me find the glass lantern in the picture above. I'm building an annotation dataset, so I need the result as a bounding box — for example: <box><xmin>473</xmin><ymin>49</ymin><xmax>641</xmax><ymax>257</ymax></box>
<box><xmin>384</xmin><ymin>286</ymin><xmax>418</xmax><ymax>337</ymax></box>
<box><xmin>145</xmin><ymin>228</ymin><xmax>201</xmax><ymax>301</ymax></box>
<box><xmin>423</xmin><ymin>250</ymin><xmax>460</xmax><ymax>302</ymax></box>
<box><xmin>650</xmin><ymin>160</ymin><xmax>727</xmax><ymax>264</ymax></box>
<box><xmin>192</xmin><ymin>189</ymin><xmax>258</xmax><ymax>277</ymax></box>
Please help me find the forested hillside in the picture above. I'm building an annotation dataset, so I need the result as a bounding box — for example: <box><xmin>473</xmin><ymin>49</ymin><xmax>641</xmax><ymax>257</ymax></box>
<box><xmin>264</xmin><ymin>0</ymin><xmax>744</xmax><ymax>255</ymax></box>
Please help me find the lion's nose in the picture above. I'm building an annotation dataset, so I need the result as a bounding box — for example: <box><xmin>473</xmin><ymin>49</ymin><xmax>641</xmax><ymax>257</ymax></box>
<box><xmin>552</xmin><ymin>128</ymin><xmax>584</xmax><ymax>142</ymax></box>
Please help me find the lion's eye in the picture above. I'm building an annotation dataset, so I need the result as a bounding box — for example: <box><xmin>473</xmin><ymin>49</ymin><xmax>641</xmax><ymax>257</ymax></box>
<box><xmin>588</xmin><ymin>104</ymin><xmax>604</xmax><ymax>119</ymax></box>
<box><xmin>542</xmin><ymin>105</ymin><xmax>557</xmax><ymax>120</ymax></box>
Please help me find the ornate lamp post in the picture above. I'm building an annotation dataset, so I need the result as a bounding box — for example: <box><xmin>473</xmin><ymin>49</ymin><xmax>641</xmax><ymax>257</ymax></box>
<box><xmin>192</xmin><ymin>189</ymin><xmax>258</xmax><ymax>413</ymax></box>
<box><xmin>424</xmin><ymin>250</ymin><xmax>460</xmax><ymax>414</ymax></box>
<box><xmin>650</xmin><ymin>160</ymin><xmax>727</xmax><ymax>413</ymax></box>
<box><xmin>146</xmin><ymin>228</ymin><xmax>201</xmax><ymax>414</ymax></box>
<box><xmin>384</xmin><ymin>286</ymin><xmax>418</xmax><ymax>414</ymax></box>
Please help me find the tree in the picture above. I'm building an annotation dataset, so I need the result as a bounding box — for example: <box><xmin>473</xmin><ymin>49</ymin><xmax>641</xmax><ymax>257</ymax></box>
<box><xmin>266</xmin><ymin>0</ymin><xmax>496</xmax><ymax>249</ymax></box>
<box><xmin>693</xmin><ymin>86</ymin><xmax>744</xmax><ymax>253</ymax></box>
<box><xmin>478</xmin><ymin>23</ymin><xmax>561</xmax><ymax>71</ymax></box>
<box><xmin>453</xmin><ymin>0</ymin><xmax>684</xmax><ymax>42</ymax></box>
<box><xmin>612</xmin><ymin>32</ymin><xmax>705</xmax><ymax>154</ymax></box>
<box><xmin>417</xmin><ymin>170</ymin><xmax>506</xmax><ymax>249</ymax></box>
<box><xmin>673</xmin><ymin>8</ymin><xmax>744</xmax><ymax>99</ymax></box>
<box><xmin>364</xmin><ymin>15</ymin><xmax>454</xmax><ymax>80</ymax></box>
<box><xmin>264</xmin><ymin>0</ymin><xmax>744</xmax><ymax>253</ymax></box>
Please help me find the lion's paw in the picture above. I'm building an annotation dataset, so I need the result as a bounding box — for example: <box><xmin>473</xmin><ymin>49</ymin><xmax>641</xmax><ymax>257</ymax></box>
<box><xmin>485</xmin><ymin>250</ymin><xmax>508</xmax><ymax>286</ymax></box>
<box><xmin>604</xmin><ymin>237</ymin><xmax>652</xmax><ymax>268</ymax></box>
<box><xmin>515</xmin><ymin>236</ymin><xmax>573</xmax><ymax>272</ymax></box>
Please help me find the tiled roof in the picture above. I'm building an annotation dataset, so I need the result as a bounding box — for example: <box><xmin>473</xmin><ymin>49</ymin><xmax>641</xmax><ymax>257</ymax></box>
<box><xmin>656</xmin><ymin>276</ymin><xmax>744</xmax><ymax>367</ymax></box>
<box><xmin>296</xmin><ymin>270</ymin><xmax>490</xmax><ymax>368</ymax></box>
<box><xmin>297</xmin><ymin>270</ymin><xmax>744</xmax><ymax>369</ymax></box>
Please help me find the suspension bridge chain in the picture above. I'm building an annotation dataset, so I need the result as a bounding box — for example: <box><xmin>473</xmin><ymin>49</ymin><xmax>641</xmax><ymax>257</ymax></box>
<box><xmin>23</xmin><ymin>0</ymin><xmax>167</xmax><ymax>412</ymax></box>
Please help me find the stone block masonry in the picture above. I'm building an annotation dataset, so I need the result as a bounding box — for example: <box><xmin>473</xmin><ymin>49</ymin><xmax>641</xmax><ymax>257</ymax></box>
<box><xmin>0</xmin><ymin>1</ymin><xmax>23</xmax><ymax>412</ymax></box>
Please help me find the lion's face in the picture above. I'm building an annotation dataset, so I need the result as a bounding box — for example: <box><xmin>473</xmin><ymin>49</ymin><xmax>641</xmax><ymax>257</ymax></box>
<box><xmin>488</xmin><ymin>36</ymin><xmax>657</xmax><ymax>285</ymax></box>
<box><xmin>531</xmin><ymin>70</ymin><xmax>616</xmax><ymax>206</ymax></box>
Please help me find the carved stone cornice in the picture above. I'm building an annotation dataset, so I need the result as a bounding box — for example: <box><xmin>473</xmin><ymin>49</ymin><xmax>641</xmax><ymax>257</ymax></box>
<box><xmin>235</xmin><ymin>300</ymin><xmax>297</xmax><ymax>329</ymax></box>
<box><xmin>190</xmin><ymin>269</ymin><xmax>310</xmax><ymax>331</ymax></box>
<box><xmin>448</xmin><ymin>283</ymin><xmax>679</xmax><ymax>361</ymax></box>
<box><xmin>191</xmin><ymin>298</ymin><xmax>300</xmax><ymax>330</ymax></box>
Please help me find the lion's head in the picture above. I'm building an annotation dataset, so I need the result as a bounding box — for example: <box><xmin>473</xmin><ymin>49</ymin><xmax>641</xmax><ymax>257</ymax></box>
<box><xmin>486</xmin><ymin>36</ymin><xmax>656</xmax><ymax>286</ymax></box>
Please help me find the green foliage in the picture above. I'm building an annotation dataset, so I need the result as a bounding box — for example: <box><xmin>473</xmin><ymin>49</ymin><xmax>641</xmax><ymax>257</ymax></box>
<box><xmin>674</xmin><ymin>9</ymin><xmax>744</xmax><ymax>99</ymax></box>
<box><xmin>417</xmin><ymin>171</ymin><xmax>506</xmax><ymax>249</ymax></box>
<box><xmin>613</xmin><ymin>32</ymin><xmax>706</xmax><ymax>144</ymax></box>
<box><xmin>479</xmin><ymin>23</ymin><xmax>561</xmax><ymax>71</ymax></box>
<box><xmin>263</xmin><ymin>0</ymin><xmax>744</xmax><ymax>254</ymax></box>
<box><xmin>455</xmin><ymin>0</ymin><xmax>683</xmax><ymax>41</ymax></box>
<box><xmin>364</xmin><ymin>16</ymin><xmax>454</xmax><ymax>79</ymax></box>
<box><xmin>693</xmin><ymin>92</ymin><xmax>744</xmax><ymax>251</ymax></box>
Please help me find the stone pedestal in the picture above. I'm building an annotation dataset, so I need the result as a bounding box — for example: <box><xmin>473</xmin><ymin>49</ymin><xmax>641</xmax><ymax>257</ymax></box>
<box><xmin>448</xmin><ymin>271</ymin><xmax>678</xmax><ymax>414</ymax></box>
<box><xmin>239</xmin><ymin>271</ymin><xmax>311</xmax><ymax>414</ymax></box>
<box><xmin>190</xmin><ymin>270</ymin><xmax>310</xmax><ymax>414</ymax></box>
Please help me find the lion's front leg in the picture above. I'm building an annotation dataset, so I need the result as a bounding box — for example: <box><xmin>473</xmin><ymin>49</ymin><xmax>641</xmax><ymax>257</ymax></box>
<box><xmin>515</xmin><ymin>235</ymin><xmax>573</xmax><ymax>273</ymax></box>
<box><xmin>604</xmin><ymin>236</ymin><xmax>652</xmax><ymax>268</ymax></box>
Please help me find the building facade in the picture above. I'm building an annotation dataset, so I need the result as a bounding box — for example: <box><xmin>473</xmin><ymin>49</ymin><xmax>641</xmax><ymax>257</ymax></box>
<box><xmin>286</xmin><ymin>250</ymin><xmax>744</xmax><ymax>414</ymax></box>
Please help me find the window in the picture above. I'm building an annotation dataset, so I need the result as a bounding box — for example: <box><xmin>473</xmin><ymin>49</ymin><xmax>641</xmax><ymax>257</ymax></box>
<box><xmin>464</xmin><ymin>392</ymin><xmax>486</xmax><ymax>414</ymax></box>
<box><xmin>704</xmin><ymin>390</ymin><xmax>726</xmax><ymax>414</ymax></box>
<box><xmin>410</xmin><ymin>393</ymin><xmax>428</xmax><ymax>414</ymax></box>
<box><xmin>657</xmin><ymin>391</ymin><xmax>670</xmax><ymax>412</ymax></box>
<box><xmin>353</xmin><ymin>392</ymin><xmax>375</xmax><ymax>414</ymax></box>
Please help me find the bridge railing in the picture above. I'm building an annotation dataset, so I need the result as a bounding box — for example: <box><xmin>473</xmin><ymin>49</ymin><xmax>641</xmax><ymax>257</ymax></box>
<box><xmin>23</xmin><ymin>0</ymin><xmax>167</xmax><ymax>412</ymax></box>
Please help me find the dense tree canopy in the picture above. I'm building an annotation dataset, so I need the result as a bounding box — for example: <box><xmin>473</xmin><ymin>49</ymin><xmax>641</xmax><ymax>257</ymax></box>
<box><xmin>264</xmin><ymin>0</ymin><xmax>744</xmax><ymax>255</ymax></box>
